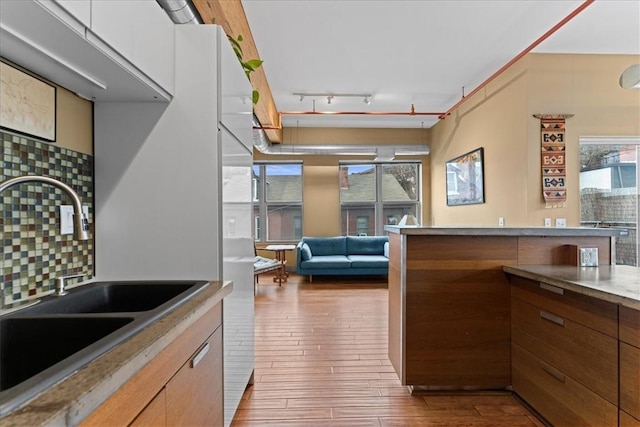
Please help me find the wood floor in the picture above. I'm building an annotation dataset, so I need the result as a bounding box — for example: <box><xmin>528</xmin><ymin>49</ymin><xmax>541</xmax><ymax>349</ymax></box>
<box><xmin>231</xmin><ymin>273</ymin><xmax>544</xmax><ymax>426</ymax></box>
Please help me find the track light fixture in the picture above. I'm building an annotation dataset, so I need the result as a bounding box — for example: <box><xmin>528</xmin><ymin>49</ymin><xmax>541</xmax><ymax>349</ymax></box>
<box><xmin>293</xmin><ymin>92</ymin><xmax>373</xmax><ymax>105</ymax></box>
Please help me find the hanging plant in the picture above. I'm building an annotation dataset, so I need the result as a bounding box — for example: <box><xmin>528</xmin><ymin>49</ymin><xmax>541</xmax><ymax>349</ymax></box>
<box><xmin>227</xmin><ymin>34</ymin><xmax>263</xmax><ymax>104</ymax></box>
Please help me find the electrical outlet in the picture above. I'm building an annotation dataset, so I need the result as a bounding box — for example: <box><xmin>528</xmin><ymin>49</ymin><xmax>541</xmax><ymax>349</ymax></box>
<box><xmin>555</xmin><ymin>218</ymin><xmax>566</xmax><ymax>228</ymax></box>
<box><xmin>60</xmin><ymin>205</ymin><xmax>89</xmax><ymax>235</ymax></box>
<box><xmin>498</xmin><ymin>217</ymin><xmax>504</xmax><ymax>227</ymax></box>
<box><xmin>544</xmin><ymin>218</ymin><xmax>552</xmax><ymax>227</ymax></box>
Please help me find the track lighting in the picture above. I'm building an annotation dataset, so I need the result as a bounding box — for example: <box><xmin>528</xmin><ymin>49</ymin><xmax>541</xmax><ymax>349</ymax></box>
<box><xmin>293</xmin><ymin>92</ymin><xmax>373</xmax><ymax>105</ymax></box>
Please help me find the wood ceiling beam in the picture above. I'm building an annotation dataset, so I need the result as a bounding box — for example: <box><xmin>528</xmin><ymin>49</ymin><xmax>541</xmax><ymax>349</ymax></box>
<box><xmin>193</xmin><ymin>0</ymin><xmax>282</xmax><ymax>143</ymax></box>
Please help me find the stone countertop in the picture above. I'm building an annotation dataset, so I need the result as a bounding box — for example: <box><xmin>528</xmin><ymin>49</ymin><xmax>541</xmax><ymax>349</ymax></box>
<box><xmin>504</xmin><ymin>264</ymin><xmax>640</xmax><ymax>310</ymax></box>
<box><xmin>384</xmin><ymin>226</ymin><xmax>626</xmax><ymax>237</ymax></box>
<box><xmin>1</xmin><ymin>280</ymin><xmax>233</xmax><ymax>427</ymax></box>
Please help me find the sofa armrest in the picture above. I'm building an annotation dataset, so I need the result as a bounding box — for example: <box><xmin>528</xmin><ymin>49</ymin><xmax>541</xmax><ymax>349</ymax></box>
<box><xmin>296</xmin><ymin>241</ymin><xmax>304</xmax><ymax>269</ymax></box>
<box><xmin>384</xmin><ymin>241</ymin><xmax>389</xmax><ymax>258</ymax></box>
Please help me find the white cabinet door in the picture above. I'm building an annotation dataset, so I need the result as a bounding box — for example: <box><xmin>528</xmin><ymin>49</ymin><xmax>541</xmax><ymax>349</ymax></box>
<box><xmin>51</xmin><ymin>0</ymin><xmax>91</xmax><ymax>28</ymax></box>
<box><xmin>35</xmin><ymin>0</ymin><xmax>88</xmax><ymax>35</ymax></box>
<box><xmin>218</xmin><ymin>27</ymin><xmax>253</xmax><ymax>150</ymax></box>
<box><xmin>90</xmin><ymin>0</ymin><xmax>175</xmax><ymax>94</ymax></box>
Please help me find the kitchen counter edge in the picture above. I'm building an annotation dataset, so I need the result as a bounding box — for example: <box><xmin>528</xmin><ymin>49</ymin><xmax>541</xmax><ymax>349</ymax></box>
<box><xmin>384</xmin><ymin>226</ymin><xmax>625</xmax><ymax>237</ymax></box>
<box><xmin>1</xmin><ymin>280</ymin><xmax>233</xmax><ymax>427</ymax></box>
<box><xmin>503</xmin><ymin>264</ymin><xmax>639</xmax><ymax>309</ymax></box>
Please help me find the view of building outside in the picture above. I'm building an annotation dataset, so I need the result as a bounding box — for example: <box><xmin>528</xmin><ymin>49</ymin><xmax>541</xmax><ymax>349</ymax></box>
<box><xmin>340</xmin><ymin>163</ymin><xmax>420</xmax><ymax>236</ymax></box>
<box><xmin>253</xmin><ymin>163</ymin><xmax>303</xmax><ymax>242</ymax></box>
<box><xmin>580</xmin><ymin>142</ymin><xmax>638</xmax><ymax>266</ymax></box>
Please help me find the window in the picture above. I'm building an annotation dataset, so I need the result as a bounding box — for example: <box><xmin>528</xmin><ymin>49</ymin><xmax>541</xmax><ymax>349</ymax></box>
<box><xmin>340</xmin><ymin>162</ymin><xmax>420</xmax><ymax>236</ymax></box>
<box><xmin>580</xmin><ymin>138</ymin><xmax>639</xmax><ymax>266</ymax></box>
<box><xmin>253</xmin><ymin>162</ymin><xmax>303</xmax><ymax>242</ymax></box>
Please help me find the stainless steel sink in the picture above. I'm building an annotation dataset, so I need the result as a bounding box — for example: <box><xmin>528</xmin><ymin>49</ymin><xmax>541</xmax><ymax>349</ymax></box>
<box><xmin>0</xmin><ymin>280</ymin><xmax>209</xmax><ymax>416</ymax></box>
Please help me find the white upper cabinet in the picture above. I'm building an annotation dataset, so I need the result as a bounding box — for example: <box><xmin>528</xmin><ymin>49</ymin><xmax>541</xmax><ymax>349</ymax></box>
<box><xmin>0</xmin><ymin>0</ymin><xmax>173</xmax><ymax>102</ymax></box>
<box><xmin>89</xmin><ymin>0</ymin><xmax>175</xmax><ymax>95</ymax></box>
<box><xmin>218</xmin><ymin>27</ymin><xmax>253</xmax><ymax>150</ymax></box>
<box><xmin>49</xmin><ymin>0</ymin><xmax>91</xmax><ymax>28</ymax></box>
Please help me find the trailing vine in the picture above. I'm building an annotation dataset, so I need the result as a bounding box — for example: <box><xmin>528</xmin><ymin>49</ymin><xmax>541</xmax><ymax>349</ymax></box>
<box><xmin>227</xmin><ymin>34</ymin><xmax>263</xmax><ymax>104</ymax></box>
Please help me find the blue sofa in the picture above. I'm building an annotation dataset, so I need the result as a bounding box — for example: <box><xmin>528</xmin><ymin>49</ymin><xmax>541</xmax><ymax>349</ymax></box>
<box><xmin>296</xmin><ymin>236</ymin><xmax>389</xmax><ymax>281</ymax></box>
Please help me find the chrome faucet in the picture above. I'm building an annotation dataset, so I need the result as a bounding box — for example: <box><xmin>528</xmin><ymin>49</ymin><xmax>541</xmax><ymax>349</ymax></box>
<box><xmin>0</xmin><ymin>175</ymin><xmax>90</xmax><ymax>240</ymax></box>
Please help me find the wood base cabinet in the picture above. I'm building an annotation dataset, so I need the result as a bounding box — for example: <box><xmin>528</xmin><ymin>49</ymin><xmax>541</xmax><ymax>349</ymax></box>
<box><xmin>167</xmin><ymin>328</ymin><xmax>223</xmax><ymax>426</ymax></box>
<box><xmin>512</xmin><ymin>344</ymin><xmax>618</xmax><ymax>426</ymax></box>
<box><xmin>81</xmin><ymin>303</ymin><xmax>223</xmax><ymax>426</ymax></box>
<box><xmin>620</xmin><ymin>306</ymin><xmax>640</xmax><ymax>424</ymax></box>
<box><xmin>130</xmin><ymin>389</ymin><xmax>166</xmax><ymax>427</ymax></box>
<box><xmin>510</xmin><ymin>275</ymin><xmax>619</xmax><ymax>426</ymax></box>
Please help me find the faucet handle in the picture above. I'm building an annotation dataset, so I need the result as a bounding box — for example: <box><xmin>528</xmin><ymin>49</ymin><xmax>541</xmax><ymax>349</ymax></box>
<box><xmin>55</xmin><ymin>274</ymin><xmax>85</xmax><ymax>296</ymax></box>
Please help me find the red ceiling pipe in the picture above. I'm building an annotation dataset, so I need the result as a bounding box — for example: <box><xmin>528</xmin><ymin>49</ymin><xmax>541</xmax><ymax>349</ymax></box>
<box><xmin>439</xmin><ymin>0</ymin><xmax>596</xmax><ymax>120</ymax></box>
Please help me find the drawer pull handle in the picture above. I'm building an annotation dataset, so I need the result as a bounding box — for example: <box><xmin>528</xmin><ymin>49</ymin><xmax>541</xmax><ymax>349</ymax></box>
<box><xmin>540</xmin><ymin>310</ymin><xmax>565</xmax><ymax>327</ymax></box>
<box><xmin>190</xmin><ymin>343</ymin><xmax>210</xmax><ymax>368</ymax></box>
<box><xmin>541</xmin><ymin>362</ymin><xmax>566</xmax><ymax>383</ymax></box>
<box><xmin>539</xmin><ymin>283</ymin><xmax>564</xmax><ymax>295</ymax></box>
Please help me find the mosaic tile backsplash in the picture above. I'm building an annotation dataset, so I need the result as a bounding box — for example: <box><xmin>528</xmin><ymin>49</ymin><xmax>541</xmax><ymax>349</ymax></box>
<box><xmin>1</xmin><ymin>131</ymin><xmax>94</xmax><ymax>304</ymax></box>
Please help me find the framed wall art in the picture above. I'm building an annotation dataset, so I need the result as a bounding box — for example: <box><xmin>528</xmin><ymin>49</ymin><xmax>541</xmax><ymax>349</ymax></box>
<box><xmin>446</xmin><ymin>147</ymin><xmax>485</xmax><ymax>206</ymax></box>
<box><xmin>1</xmin><ymin>61</ymin><xmax>56</xmax><ymax>142</ymax></box>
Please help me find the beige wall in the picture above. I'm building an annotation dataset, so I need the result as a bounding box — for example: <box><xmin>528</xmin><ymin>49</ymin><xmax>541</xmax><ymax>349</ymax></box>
<box><xmin>56</xmin><ymin>86</ymin><xmax>93</xmax><ymax>155</ymax></box>
<box><xmin>2</xmin><ymin>59</ymin><xmax>93</xmax><ymax>154</ymax></box>
<box><xmin>430</xmin><ymin>53</ymin><xmax>640</xmax><ymax>227</ymax></box>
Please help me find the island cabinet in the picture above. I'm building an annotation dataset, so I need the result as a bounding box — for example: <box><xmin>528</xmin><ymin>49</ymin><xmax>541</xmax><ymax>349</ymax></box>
<box><xmin>81</xmin><ymin>303</ymin><xmax>223</xmax><ymax>426</ymax></box>
<box><xmin>385</xmin><ymin>226</ymin><xmax>616</xmax><ymax>391</ymax></box>
<box><xmin>510</xmin><ymin>276</ymin><xmax>619</xmax><ymax>426</ymax></box>
<box><xmin>620</xmin><ymin>306</ymin><xmax>640</xmax><ymax>425</ymax></box>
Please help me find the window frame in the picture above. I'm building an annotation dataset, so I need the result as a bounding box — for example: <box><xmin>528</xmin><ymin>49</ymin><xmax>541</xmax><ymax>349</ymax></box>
<box><xmin>339</xmin><ymin>161</ymin><xmax>421</xmax><ymax>236</ymax></box>
<box><xmin>253</xmin><ymin>161</ymin><xmax>304</xmax><ymax>243</ymax></box>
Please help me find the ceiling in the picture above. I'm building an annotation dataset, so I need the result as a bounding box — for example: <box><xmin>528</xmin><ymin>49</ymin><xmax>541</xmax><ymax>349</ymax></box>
<box><xmin>241</xmin><ymin>0</ymin><xmax>640</xmax><ymax>129</ymax></box>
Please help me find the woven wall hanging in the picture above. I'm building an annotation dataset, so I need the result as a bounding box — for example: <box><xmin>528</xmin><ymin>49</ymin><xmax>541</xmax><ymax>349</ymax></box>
<box><xmin>534</xmin><ymin>114</ymin><xmax>574</xmax><ymax>208</ymax></box>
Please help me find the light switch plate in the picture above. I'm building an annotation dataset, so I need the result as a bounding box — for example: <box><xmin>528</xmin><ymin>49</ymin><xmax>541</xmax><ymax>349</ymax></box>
<box><xmin>60</xmin><ymin>205</ymin><xmax>89</xmax><ymax>235</ymax></box>
<box><xmin>544</xmin><ymin>218</ymin><xmax>552</xmax><ymax>227</ymax></box>
<box><xmin>555</xmin><ymin>218</ymin><xmax>566</xmax><ymax>228</ymax></box>
<box><xmin>498</xmin><ymin>217</ymin><xmax>504</xmax><ymax>227</ymax></box>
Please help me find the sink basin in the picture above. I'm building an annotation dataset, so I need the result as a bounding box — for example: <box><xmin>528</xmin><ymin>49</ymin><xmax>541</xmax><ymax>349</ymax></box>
<box><xmin>0</xmin><ymin>317</ymin><xmax>134</xmax><ymax>392</ymax></box>
<box><xmin>0</xmin><ymin>280</ymin><xmax>209</xmax><ymax>416</ymax></box>
<box><xmin>26</xmin><ymin>282</ymin><xmax>202</xmax><ymax>314</ymax></box>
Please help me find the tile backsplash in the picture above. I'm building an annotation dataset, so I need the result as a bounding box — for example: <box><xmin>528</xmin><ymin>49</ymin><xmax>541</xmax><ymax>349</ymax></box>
<box><xmin>1</xmin><ymin>131</ymin><xmax>94</xmax><ymax>304</ymax></box>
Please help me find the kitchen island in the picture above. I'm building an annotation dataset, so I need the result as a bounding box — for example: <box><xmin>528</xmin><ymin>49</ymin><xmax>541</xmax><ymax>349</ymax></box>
<box><xmin>1</xmin><ymin>280</ymin><xmax>232</xmax><ymax>427</ymax></box>
<box><xmin>505</xmin><ymin>264</ymin><xmax>639</xmax><ymax>426</ymax></box>
<box><xmin>384</xmin><ymin>226</ymin><xmax>622</xmax><ymax>391</ymax></box>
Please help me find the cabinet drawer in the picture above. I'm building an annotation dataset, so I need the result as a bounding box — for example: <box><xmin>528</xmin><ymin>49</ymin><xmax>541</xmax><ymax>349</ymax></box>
<box><xmin>621</xmin><ymin>306</ymin><xmax>640</xmax><ymax>347</ymax></box>
<box><xmin>621</xmin><ymin>342</ymin><xmax>640</xmax><ymax>421</ymax></box>
<box><xmin>166</xmin><ymin>327</ymin><xmax>223</xmax><ymax>427</ymax></box>
<box><xmin>512</xmin><ymin>344</ymin><xmax>617</xmax><ymax>427</ymax></box>
<box><xmin>510</xmin><ymin>276</ymin><xmax>618</xmax><ymax>337</ymax></box>
<box><xmin>512</xmin><ymin>297</ymin><xmax>618</xmax><ymax>404</ymax></box>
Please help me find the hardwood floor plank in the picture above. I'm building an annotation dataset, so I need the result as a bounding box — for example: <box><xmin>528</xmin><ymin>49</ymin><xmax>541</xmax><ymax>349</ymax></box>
<box><xmin>231</xmin><ymin>273</ymin><xmax>542</xmax><ymax>427</ymax></box>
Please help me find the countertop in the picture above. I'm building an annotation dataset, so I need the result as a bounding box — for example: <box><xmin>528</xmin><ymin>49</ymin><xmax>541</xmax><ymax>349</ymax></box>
<box><xmin>1</xmin><ymin>280</ymin><xmax>232</xmax><ymax>427</ymax></box>
<box><xmin>384</xmin><ymin>226</ymin><xmax>626</xmax><ymax>237</ymax></box>
<box><xmin>504</xmin><ymin>264</ymin><xmax>640</xmax><ymax>310</ymax></box>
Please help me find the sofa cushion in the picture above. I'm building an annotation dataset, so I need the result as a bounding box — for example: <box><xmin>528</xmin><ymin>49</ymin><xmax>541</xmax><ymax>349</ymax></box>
<box><xmin>300</xmin><ymin>243</ymin><xmax>312</xmax><ymax>261</ymax></box>
<box><xmin>384</xmin><ymin>241</ymin><xmax>389</xmax><ymax>258</ymax></box>
<box><xmin>346</xmin><ymin>236</ymin><xmax>388</xmax><ymax>255</ymax></box>
<box><xmin>347</xmin><ymin>255</ymin><xmax>389</xmax><ymax>268</ymax></box>
<box><xmin>303</xmin><ymin>236</ymin><xmax>347</xmax><ymax>256</ymax></box>
<box><xmin>300</xmin><ymin>255</ymin><xmax>351</xmax><ymax>269</ymax></box>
